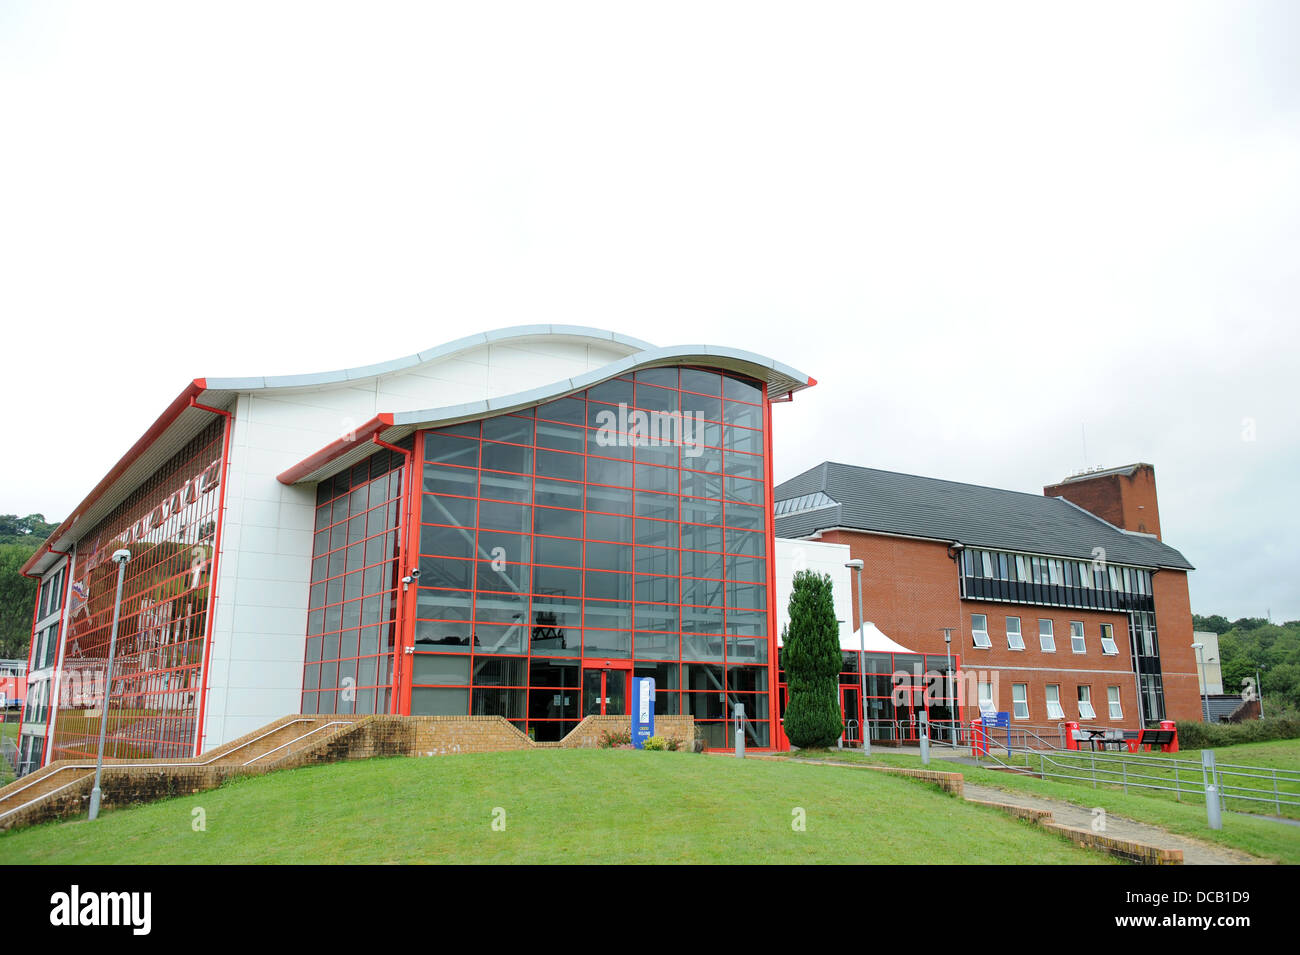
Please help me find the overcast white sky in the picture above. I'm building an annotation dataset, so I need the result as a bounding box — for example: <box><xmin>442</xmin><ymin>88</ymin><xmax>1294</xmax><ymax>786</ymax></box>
<box><xmin>1</xmin><ymin>2</ymin><xmax>1296</xmax><ymax>620</ymax></box>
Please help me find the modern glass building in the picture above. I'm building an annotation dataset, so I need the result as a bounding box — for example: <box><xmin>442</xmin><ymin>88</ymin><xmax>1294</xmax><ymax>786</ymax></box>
<box><xmin>17</xmin><ymin>327</ymin><xmax>813</xmax><ymax>772</ymax></box>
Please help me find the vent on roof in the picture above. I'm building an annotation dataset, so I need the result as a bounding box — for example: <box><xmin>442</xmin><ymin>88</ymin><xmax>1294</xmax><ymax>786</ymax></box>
<box><xmin>773</xmin><ymin>491</ymin><xmax>836</xmax><ymax>518</ymax></box>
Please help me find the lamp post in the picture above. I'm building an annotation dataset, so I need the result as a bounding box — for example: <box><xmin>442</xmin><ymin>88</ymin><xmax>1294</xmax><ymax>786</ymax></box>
<box><xmin>1257</xmin><ymin>668</ymin><xmax>1265</xmax><ymax>717</ymax></box>
<box><xmin>1191</xmin><ymin>642</ymin><xmax>1208</xmax><ymax>724</ymax></box>
<box><xmin>941</xmin><ymin>628</ymin><xmax>955</xmax><ymax>749</ymax></box>
<box><xmin>845</xmin><ymin>558</ymin><xmax>869</xmax><ymax>755</ymax></box>
<box><xmin>89</xmin><ymin>548</ymin><xmax>131</xmax><ymax>821</ymax></box>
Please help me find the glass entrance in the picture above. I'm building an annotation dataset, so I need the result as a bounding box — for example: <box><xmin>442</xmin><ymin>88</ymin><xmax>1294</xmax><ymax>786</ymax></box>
<box><xmin>582</xmin><ymin>666</ymin><xmax>628</xmax><ymax>716</ymax></box>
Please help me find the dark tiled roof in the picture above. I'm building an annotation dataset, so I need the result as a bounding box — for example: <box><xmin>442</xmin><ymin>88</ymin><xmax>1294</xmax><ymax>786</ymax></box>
<box><xmin>1204</xmin><ymin>695</ymin><xmax>1249</xmax><ymax>723</ymax></box>
<box><xmin>773</xmin><ymin>461</ymin><xmax>1194</xmax><ymax>571</ymax></box>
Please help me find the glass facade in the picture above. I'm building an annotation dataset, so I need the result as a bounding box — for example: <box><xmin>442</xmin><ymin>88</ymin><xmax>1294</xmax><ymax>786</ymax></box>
<box><xmin>960</xmin><ymin>548</ymin><xmax>1155</xmax><ymax>613</ymax></box>
<box><xmin>1128</xmin><ymin>609</ymin><xmax>1165</xmax><ymax>724</ymax></box>
<box><xmin>411</xmin><ymin>366</ymin><xmax>772</xmax><ymax>744</ymax></box>
<box><xmin>778</xmin><ymin>651</ymin><xmax>962</xmax><ymax>745</ymax></box>
<box><xmin>301</xmin><ymin>445</ymin><xmax>408</xmax><ymax>716</ymax></box>
<box><xmin>47</xmin><ymin>417</ymin><xmax>227</xmax><ymax>762</ymax></box>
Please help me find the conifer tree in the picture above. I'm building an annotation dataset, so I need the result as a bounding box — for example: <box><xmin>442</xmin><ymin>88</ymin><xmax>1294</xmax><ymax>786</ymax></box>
<box><xmin>782</xmin><ymin>570</ymin><xmax>843</xmax><ymax>748</ymax></box>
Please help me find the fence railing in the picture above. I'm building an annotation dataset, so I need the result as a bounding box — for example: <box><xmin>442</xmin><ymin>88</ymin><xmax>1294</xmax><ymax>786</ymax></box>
<box><xmin>979</xmin><ymin>745</ymin><xmax>1300</xmax><ymax>819</ymax></box>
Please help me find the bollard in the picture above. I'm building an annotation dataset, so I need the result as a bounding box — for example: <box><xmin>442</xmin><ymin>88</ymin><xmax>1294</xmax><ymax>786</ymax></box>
<box><xmin>920</xmin><ymin>711</ymin><xmax>930</xmax><ymax>766</ymax></box>
<box><xmin>734</xmin><ymin>703</ymin><xmax>745</xmax><ymax>759</ymax></box>
<box><xmin>1203</xmin><ymin>750</ymin><xmax>1222</xmax><ymax>830</ymax></box>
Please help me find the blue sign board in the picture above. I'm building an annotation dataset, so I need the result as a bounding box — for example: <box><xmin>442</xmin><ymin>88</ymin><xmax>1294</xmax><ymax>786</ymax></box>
<box><xmin>985</xmin><ymin>711</ymin><xmax>1010</xmax><ymax>729</ymax></box>
<box><xmin>631</xmin><ymin>677</ymin><xmax>655</xmax><ymax>749</ymax></box>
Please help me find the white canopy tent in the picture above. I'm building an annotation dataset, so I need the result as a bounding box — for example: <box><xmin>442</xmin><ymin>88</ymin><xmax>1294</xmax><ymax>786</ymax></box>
<box><xmin>777</xmin><ymin>621</ymin><xmax>919</xmax><ymax>655</ymax></box>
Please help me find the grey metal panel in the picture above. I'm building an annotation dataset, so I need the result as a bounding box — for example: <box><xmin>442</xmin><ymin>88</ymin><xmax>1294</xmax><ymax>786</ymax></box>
<box><xmin>382</xmin><ymin>348</ymin><xmax>812</xmax><ymax>429</ymax></box>
<box><xmin>774</xmin><ymin>461</ymin><xmax>1195</xmax><ymax>571</ymax></box>
<box><xmin>205</xmin><ymin>325</ymin><xmax>656</xmax><ymax>393</ymax></box>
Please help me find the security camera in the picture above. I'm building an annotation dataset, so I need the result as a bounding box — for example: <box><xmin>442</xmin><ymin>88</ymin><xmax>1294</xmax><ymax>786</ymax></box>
<box><xmin>409</xmin><ymin>567</ymin><xmax>421</xmax><ymax>580</ymax></box>
<box><xmin>112</xmin><ymin>549</ymin><xmax>132</xmax><ymax>563</ymax></box>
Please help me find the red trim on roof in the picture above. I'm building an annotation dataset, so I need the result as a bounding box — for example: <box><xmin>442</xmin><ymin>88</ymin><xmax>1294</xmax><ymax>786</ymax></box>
<box><xmin>276</xmin><ymin>414</ymin><xmax>396</xmax><ymax>485</ymax></box>
<box><xmin>21</xmin><ymin>379</ymin><xmax>210</xmax><ymax>576</ymax></box>
<box><xmin>806</xmin><ymin>376</ymin><xmax>818</xmax><ymax>387</ymax></box>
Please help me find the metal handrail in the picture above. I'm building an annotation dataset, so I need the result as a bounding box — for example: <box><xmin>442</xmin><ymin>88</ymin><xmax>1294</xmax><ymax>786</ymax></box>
<box><xmin>0</xmin><ymin>716</ymin><xmax>333</xmax><ymax>810</ymax></box>
<box><xmin>986</xmin><ymin>746</ymin><xmax>1300</xmax><ymax>816</ymax></box>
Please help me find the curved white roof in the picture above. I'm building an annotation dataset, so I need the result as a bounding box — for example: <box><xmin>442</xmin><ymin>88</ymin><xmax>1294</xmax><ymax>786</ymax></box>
<box><xmin>274</xmin><ymin>326</ymin><xmax>815</xmax><ymax>484</ymax></box>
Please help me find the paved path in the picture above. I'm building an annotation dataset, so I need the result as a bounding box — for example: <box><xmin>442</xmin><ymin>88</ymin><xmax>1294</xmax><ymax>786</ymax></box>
<box><xmin>963</xmin><ymin>782</ymin><xmax>1266</xmax><ymax>865</ymax></box>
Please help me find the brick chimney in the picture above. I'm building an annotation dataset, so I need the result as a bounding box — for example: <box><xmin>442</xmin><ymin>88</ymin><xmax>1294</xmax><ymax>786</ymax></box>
<box><xmin>1044</xmin><ymin>463</ymin><xmax>1162</xmax><ymax>539</ymax></box>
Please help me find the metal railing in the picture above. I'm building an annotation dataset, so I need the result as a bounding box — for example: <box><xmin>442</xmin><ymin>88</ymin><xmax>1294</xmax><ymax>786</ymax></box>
<box><xmin>977</xmin><ymin>745</ymin><xmax>1300</xmax><ymax>818</ymax></box>
<box><xmin>0</xmin><ymin>717</ymin><xmax>351</xmax><ymax>825</ymax></box>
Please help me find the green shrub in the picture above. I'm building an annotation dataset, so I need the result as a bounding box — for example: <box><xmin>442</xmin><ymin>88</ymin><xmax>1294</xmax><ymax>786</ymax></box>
<box><xmin>643</xmin><ymin>735</ymin><xmax>668</xmax><ymax>751</ymax></box>
<box><xmin>1175</xmin><ymin>715</ymin><xmax>1300</xmax><ymax>749</ymax></box>
<box><xmin>665</xmin><ymin>736</ymin><xmax>681</xmax><ymax>751</ymax></box>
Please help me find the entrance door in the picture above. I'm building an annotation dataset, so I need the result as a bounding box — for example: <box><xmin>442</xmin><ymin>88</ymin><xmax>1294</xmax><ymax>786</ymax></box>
<box><xmin>582</xmin><ymin>663</ymin><xmax>630</xmax><ymax>716</ymax></box>
<box><xmin>840</xmin><ymin>685</ymin><xmax>861</xmax><ymax>745</ymax></box>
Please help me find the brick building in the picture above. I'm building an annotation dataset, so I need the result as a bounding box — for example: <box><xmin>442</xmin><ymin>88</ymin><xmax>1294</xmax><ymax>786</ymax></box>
<box><xmin>773</xmin><ymin>462</ymin><xmax>1199</xmax><ymax>740</ymax></box>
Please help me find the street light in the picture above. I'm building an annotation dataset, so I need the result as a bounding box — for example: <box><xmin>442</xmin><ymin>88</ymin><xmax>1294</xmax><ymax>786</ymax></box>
<box><xmin>941</xmin><ymin>628</ymin><xmax>955</xmax><ymax>749</ymax></box>
<box><xmin>1191</xmin><ymin>642</ymin><xmax>1209</xmax><ymax>724</ymax></box>
<box><xmin>845</xmin><ymin>558</ymin><xmax>869</xmax><ymax>755</ymax></box>
<box><xmin>89</xmin><ymin>548</ymin><xmax>131</xmax><ymax>821</ymax></box>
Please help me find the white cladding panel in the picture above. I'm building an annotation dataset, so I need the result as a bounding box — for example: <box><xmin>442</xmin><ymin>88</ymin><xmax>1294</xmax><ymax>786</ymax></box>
<box><xmin>774</xmin><ymin>538</ymin><xmax>855</xmax><ymax>647</ymax></box>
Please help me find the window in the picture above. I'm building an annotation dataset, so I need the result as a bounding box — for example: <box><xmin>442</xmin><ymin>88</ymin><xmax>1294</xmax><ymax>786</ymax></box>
<box><xmin>970</xmin><ymin>614</ymin><xmax>991</xmax><ymax>649</ymax></box>
<box><xmin>1100</xmin><ymin>624</ymin><xmax>1119</xmax><ymax>656</ymax></box>
<box><xmin>977</xmin><ymin>681</ymin><xmax>995</xmax><ymax>712</ymax></box>
<box><xmin>1077</xmin><ymin>685</ymin><xmax>1096</xmax><ymax>719</ymax></box>
<box><xmin>1108</xmin><ymin>686</ymin><xmax>1123</xmax><ymax>720</ymax></box>
<box><xmin>1045</xmin><ymin>684</ymin><xmax>1064</xmax><ymax>720</ymax></box>
<box><xmin>1070</xmin><ymin>621</ymin><xmax>1086</xmax><ymax>654</ymax></box>
<box><xmin>1006</xmin><ymin>616</ymin><xmax>1023</xmax><ymax>650</ymax></box>
<box><xmin>1038</xmin><ymin>619</ymin><xmax>1055</xmax><ymax>652</ymax></box>
<box><xmin>1012</xmin><ymin>683</ymin><xmax>1029</xmax><ymax>719</ymax></box>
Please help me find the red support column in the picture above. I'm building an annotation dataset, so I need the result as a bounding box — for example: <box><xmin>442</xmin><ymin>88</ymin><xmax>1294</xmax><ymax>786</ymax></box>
<box><xmin>762</xmin><ymin>385</ymin><xmax>782</xmax><ymax>751</ymax></box>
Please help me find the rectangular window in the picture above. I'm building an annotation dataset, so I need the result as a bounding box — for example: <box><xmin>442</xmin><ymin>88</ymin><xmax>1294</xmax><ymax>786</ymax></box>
<box><xmin>1016</xmin><ymin>555</ymin><xmax>1031</xmax><ymax>582</ymax></box>
<box><xmin>1077</xmin><ymin>685</ymin><xmax>1096</xmax><ymax>720</ymax></box>
<box><xmin>1100</xmin><ymin>624</ymin><xmax>1119</xmax><ymax>656</ymax></box>
<box><xmin>1070</xmin><ymin>621</ymin><xmax>1086</xmax><ymax>654</ymax></box>
<box><xmin>977</xmin><ymin>681</ymin><xmax>994</xmax><ymax>711</ymax></box>
<box><xmin>1038</xmin><ymin>619</ymin><xmax>1055</xmax><ymax>652</ymax></box>
<box><xmin>971</xmin><ymin>614</ymin><xmax>991</xmax><ymax>649</ymax></box>
<box><xmin>1107</xmin><ymin>685</ymin><xmax>1123</xmax><ymax>720</ymax></box>
<box><xmin>981</xmin><ymin>550</ymin><xmax>995</xmax><ymax>577</ymax></box>
<box><xmin>1045</xmin><ymin>684</ymin><xmax>1064</xmax><ymax>720</ymax></box>
<box><xmin>1012</xmin><ymin>683</ymin><xmax>1029</xmax><ymax>719</ymax></box>
<box><xmin>1006</xmin><ymin>616</ymin><xmax>1023</xmax><ymax>650</ymax></box>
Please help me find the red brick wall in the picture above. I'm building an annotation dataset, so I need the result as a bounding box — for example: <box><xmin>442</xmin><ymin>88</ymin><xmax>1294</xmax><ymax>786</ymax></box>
<box><xmin>1044</xmin><ymin>465</ymin><xmax>1163</xmax><ymax>539</ymax></box>
<box><xmin>1153</xmin><ymin>570</ymin><xmax>1201</xmax><ymax>722</ymax></box>
<box><xmin>812</xmin><ymin>530</ymin><xmax>1161</xmax><ymax>730</ymax></box>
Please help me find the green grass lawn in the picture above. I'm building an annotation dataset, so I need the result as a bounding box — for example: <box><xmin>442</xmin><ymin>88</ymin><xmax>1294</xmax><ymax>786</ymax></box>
<box><xmin>0</xmin><ymin>750</ymin><xmax>1114</xmax><ymax>865</ymax></box>
<box><xmin>1184</xmin><ymin>737</ymin><xmax>1300</xmax><ymax>770</ymax></box>
<box><xmin>787</xmin><ymin>749</ymin><xmax>1300</xmax><ymax>864</ymax></box>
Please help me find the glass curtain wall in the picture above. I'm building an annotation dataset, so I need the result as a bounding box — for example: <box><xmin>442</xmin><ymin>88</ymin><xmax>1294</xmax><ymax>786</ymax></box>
<box><xmin>413</xmin><ymin>366</ymin><xmax>771</xmax><ymax>745</ymax></box>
